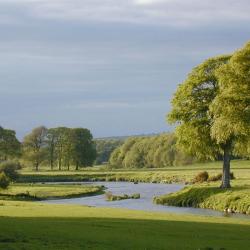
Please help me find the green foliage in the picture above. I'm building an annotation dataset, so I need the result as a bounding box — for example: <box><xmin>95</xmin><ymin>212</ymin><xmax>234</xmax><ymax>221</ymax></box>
<box><xmin>211</xmin><ymin>42</ymin><xmax>250</xmax><ymax>146</ymax></box>
<box><xmin>0</xmin><ymin>161</ymin><xmax>20</xmax><ymax>181</ymax></box>
<box><xmin>0</xmin><ymin>126</ymin><xmax>21</xmax><ymax>161</ymax></box>
<box><xmin>105</xmin><ymin>191</ymin><xmax>140</xmax><ymax>201</ymax></box>
<box><xmin>109</xmin><ymin>133</ymin><xmax>197</xmax><ymax>168</ymax></box>
<box><xmin>22</xmin><ymin>126</ymin><xmax>48</xmax><ymax>171</ymax></box>
<box><xmin>168</xmin><ymin>55</ymin><xmax>230</xmax><ymax>160</ymax></box>
<box><xmin>22</xmin><ymin>126</ymin><xmax>96</xmax><ymax>171</ymax></box>
<box><xmin>0</xmin><ymin>172</ymin><xmax>10</xmax><ymax>189</ymax></box>
<box><xmin>193</xmin><ymin>171</ymin><xmax>209</xmax><ymax>183</ymax></box>
<box><xmin>70</xmin><ymin>128</ymin><xmax>96</xmax><ymax>169</ymax></box>
<box><xmin>168</xmin><ymin>42</ymin><xmax>250</xmax><ymax>188</ymax></box>
<box><xmin>95</xmin><ymin>139</ymin><xmax>123</xmax><ymax>165</ymax></box>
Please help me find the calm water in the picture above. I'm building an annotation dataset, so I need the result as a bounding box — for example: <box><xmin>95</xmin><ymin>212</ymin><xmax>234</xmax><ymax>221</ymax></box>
<box><xmin>43</xmin><ymin>182</ymin><xmax>249</xmax><ymax>219</ymax></box>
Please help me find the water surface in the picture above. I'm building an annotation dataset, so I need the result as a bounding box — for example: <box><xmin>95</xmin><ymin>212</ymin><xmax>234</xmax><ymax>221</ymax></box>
<box><xmin>44</xmin><ymin>182</ymin><xmax>249</xmax><ymax>219</ymax></box>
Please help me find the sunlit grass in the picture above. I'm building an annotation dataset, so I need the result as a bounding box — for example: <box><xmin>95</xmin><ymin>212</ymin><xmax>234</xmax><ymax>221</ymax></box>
<box><xmin>0</xmin><ymin>184</ymin><xmax>103</xmax><ymax>200</ymax></box>
<box><xmin>19</xmin><ymin>160</ymin><xmax>250</xmax><ymax>185</ymax></box>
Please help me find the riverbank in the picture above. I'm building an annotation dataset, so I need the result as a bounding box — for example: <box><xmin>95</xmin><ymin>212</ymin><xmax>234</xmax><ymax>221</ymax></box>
<box><xmin>19</xmin><ymin>160</ymin><xmax>250</xmax><ymax>184</ymax></box>
<box><xmin>0</xmin><ymin>200</ymin><xmax>249</xmax><ymax>250</ymax></box>
<box><xmin>0</xmin><ymin>184</ymin><xmax>104</xmax><ymax>201</ymax></box>
<box><xmin>154</xmin><ymin>181</ymin><xmax>250</xmax><ymax>215</ymax></box>
<box><xmin>17</xmin><ymin>160</ymin><xmax>250</xmax><ymax>215</ymax></box>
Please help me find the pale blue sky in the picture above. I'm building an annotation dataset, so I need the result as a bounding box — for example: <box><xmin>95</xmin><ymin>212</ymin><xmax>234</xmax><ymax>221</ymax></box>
<box><xmin>0</xmin><ymin>0</ymin><xmax>250</xmax><ymax>139</ymax></box>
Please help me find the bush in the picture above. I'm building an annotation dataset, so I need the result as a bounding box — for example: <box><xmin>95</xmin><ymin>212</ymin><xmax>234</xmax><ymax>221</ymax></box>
<box><xmin>131</xmin><ymin>193</ymin><xmax>140</xmax><ymax>199</ymax></box>
<box><xmin>0</xmin><ymin>172</ymin><xmax>10</xmax><ymax>189</ymax></box>
<box><xmin>105</xmin><ymin>191</ymin><xmax>113</xmax><ymax>201</ymax></box>
<box><xmin>0</xmin><ymin>161</ymin><xmax>20</xmax><ymax>181</ymax></box>
<box><xmin>193</xmin><ymin>171</ymin><xmax>209</xmax><ymax>183</ymax></box>
<box><xmin>230</xmin><ymin>172</ymin><xmax>235</xmax><ymax>180</ymax></box>
<box><xmin>208</xmin><ymin>172</ymin><xmax>235</xmax><ymax>182</ymax></box>
<box><xmin>208</xmin><ymin>173</ymin><xmax>222</xmax><ymax>182</ymax></box>
<box><xmin>105</xmin><ymin>192</ymin><xmax>141</xmax><ymax>201</ymax></box>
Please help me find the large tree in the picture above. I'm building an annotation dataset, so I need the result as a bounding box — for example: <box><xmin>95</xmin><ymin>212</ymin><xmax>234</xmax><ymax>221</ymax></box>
<box><xmin>168</xmin><ymin>42</ymin><xmax>250</xmax><ymax>188</ymax></box>
<box><xmin>22</xmin><ymin>126</ymin><xmax>48</xmax><ymax>171</ymax></box>
<box><xmin>211</xmin><ymin>42</ymin><xmax>250</xmax><ymax>187</ymax></box>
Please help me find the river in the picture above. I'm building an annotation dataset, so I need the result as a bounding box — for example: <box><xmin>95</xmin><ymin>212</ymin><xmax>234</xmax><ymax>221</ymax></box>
<box><xmin>43</xmin><ymin>181</ymin><xmax>249</xmax><ymax>219</ymax></box>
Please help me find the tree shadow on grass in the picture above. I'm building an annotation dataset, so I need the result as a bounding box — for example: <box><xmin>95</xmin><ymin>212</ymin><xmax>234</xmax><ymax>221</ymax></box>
<box><xmin>0</xmin><ymin>216</ymin><xmax>249</xmax><ymax>250</ymax></box>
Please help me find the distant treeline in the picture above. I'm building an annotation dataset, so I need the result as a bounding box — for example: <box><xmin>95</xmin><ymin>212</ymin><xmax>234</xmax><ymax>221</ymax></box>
<box><xmin>0</xmin><ymin>126</ymin><xmax>96</xmax><ymax>171</ymax></box>
<box><xmin>109</xmin><ymin>133</ymin><xmax>198</xmax><ymax>169</ymax></box>
<box><xmin>1</xmin><ymin>125</ymin><xmax>248</xmax><ymax>171</ymax></box>
<box><xmin>94</xmin><ymin>139</ymin><xmax>123</xmax><ymax>165</ymax></box>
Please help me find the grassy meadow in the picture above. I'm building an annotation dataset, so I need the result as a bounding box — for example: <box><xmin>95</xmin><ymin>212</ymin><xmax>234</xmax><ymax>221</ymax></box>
<box><xmin>0</xmin><ymin>160</ymin><xmax>249</xmax><ymax>249</ymax></box>
<box><xmin>0</xmin><ymin>200</ymin><xmax>250</xmax><ymax>250</ymax></box>
<box><xmin>19</xmin><ymin>160</ymin><xmax>250</xmax><ymax>184</ymax></box>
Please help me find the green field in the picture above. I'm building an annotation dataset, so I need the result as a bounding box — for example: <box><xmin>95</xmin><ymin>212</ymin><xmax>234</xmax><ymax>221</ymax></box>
<box><xmin>19</xmin><ymin>160</ymin><xmax>250</xmax><ymax>184</ymax></box>
<box><xmin>0</xmin><ymin>200</ymin><xmax>250</xmax><ymax>250</ymax></box>
<box><xmin>0</xmin><ymin>160</ymin><xmax>249</xmax><ymax>249</ymax></box>
<box><xmin>0</xmin><ymin>184</ymin><xmax>103</xmax><ymax>201</ymax></box>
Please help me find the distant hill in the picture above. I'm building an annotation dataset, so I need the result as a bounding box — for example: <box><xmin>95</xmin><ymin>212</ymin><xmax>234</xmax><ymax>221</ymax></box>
<box><xmin>94</xmin><ymin>133</ymin><xmax>160</xmax><ymax>141</ymax></box>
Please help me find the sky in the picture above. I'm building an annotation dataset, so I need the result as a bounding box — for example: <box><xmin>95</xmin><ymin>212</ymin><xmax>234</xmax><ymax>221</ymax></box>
<box><xmin>0</xmin><ymin>0</ymin><xmax>250</xmax><ymax>139</ymax></box>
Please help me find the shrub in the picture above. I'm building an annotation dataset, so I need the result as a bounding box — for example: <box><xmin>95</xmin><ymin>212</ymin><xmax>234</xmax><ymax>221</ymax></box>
<box><xmin>193</xmin><ymin>171</ymin><xmax>209</xmax><ymax>183</ymax></box>
<box><xmin>0</xmin><ymin>161</ymin><xmax>20</xmax><ymax>181</ymax></box>
<box><xmin>105</xmin><ymin>191</ymin><xmax>113</xmax><ymax>201</ymax></box>
<box><xmin>105</xmin><ymin>192</ymin><xmax>141</xmax><ymax>201</ymax></box>
<box><xmin>0</xmin><ymin>172</ymin><xmax>10</xmax><ymax>189</ymax></box>
<box><xmin>208</xmin><ymin>172</ymin><xmax>235</xmax><ymax>182</ymax></box>
<box><xmin>208</xmin><ymin>173</ymin><xmax>222</xmax><ymax>182</ymax></box>
<box><xmin>230</xmin><ymin>172</ymin><xmax>235</xmax><ymax>180</ymax></box>
<box><xmin>131</xmin><ymin>193</ymin><xmax>140</xmax><ymax>199</ymax></box>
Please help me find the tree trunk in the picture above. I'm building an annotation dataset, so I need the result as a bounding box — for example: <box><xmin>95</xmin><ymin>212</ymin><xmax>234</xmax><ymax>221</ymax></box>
<box><xmin>220</xmin><ymin>144</ymin><xmax>231</xmax><ymax>189</ymax></box>
<box><xmin>58</xmin><ymin>158</ymin><xmax>61</xmax><ymax>171</ymax></box>
<box><xmin>35</xmin><ymin>162</ymin><xmax>39</xmax><ymax>171</ymax></box>
<box><xmin>50</xmin><ymin>159</ymin><xmax>54</xmax><ymax>170</ymax></box>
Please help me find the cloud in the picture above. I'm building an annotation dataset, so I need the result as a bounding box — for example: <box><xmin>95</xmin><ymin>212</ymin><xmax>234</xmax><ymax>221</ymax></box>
<box><xmin>0</xmin><ymin>0</ymin><xmax>250</xmax><ymax>27</ymax></box>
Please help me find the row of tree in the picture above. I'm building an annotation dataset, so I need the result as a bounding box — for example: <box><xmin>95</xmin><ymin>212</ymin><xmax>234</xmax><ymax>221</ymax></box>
<box><xmin>95</xmin><ymin>139</ymin><xmax>124</xmax><ymax>165</ymax></box>
<box><xmin>109</xmin><ymin>133</ymin><xmax>198</xmax><ymax>169</ymax></box>
<box><xmin>0</xmin><ymin>126</ymin><xmax>96</xmax><ymax>170</ymax></box>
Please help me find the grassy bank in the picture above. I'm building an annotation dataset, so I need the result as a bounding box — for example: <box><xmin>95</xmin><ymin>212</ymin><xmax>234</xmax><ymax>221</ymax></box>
<box><xmin>154</xmin><ymin>180</ymin><xmax>250</xmax><ymax>214</ymax></box>
<box><xmin>0</xmin><ymin>184</ymin><xmax>103</xmax><ymax>201</ymax></box>
<box><xmin>0</xmin><ymin>200</ymin><xmax>250</xmax><ymax>250</ymax></box>
<box><xmin>19</xmin><ymin>160</ymin><xmax>250</xmax><ymax>184</ymax></box>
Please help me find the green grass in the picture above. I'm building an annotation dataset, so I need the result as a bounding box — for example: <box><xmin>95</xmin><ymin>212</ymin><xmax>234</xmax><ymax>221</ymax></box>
<box><xmin>154</xmin><ymin>180</ymin><xmax>250</xmax><ymax>214</ymax></box>
<box><xmin>0</xmin><ymin>160</ymin><xmax>249</xmax><ymax>249</ymax></box>
<box><xmin>0</xmin><ymin>200</ymin><xmax>250</xmax><ymax>250</ymax></box>
<box><xmin>18</xmin><ymin>160</ymin><xmax>250</xmax><ymax>185</ymax></box>
<box><xmin>0</xmin><ymin>184</ymin><xmax>103</xmax><ymax>201</ymax></box>
<box><xmin>105</xmin><ymin>191</ymin><xmax>140</xmax><ymax>201</ymax></box>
